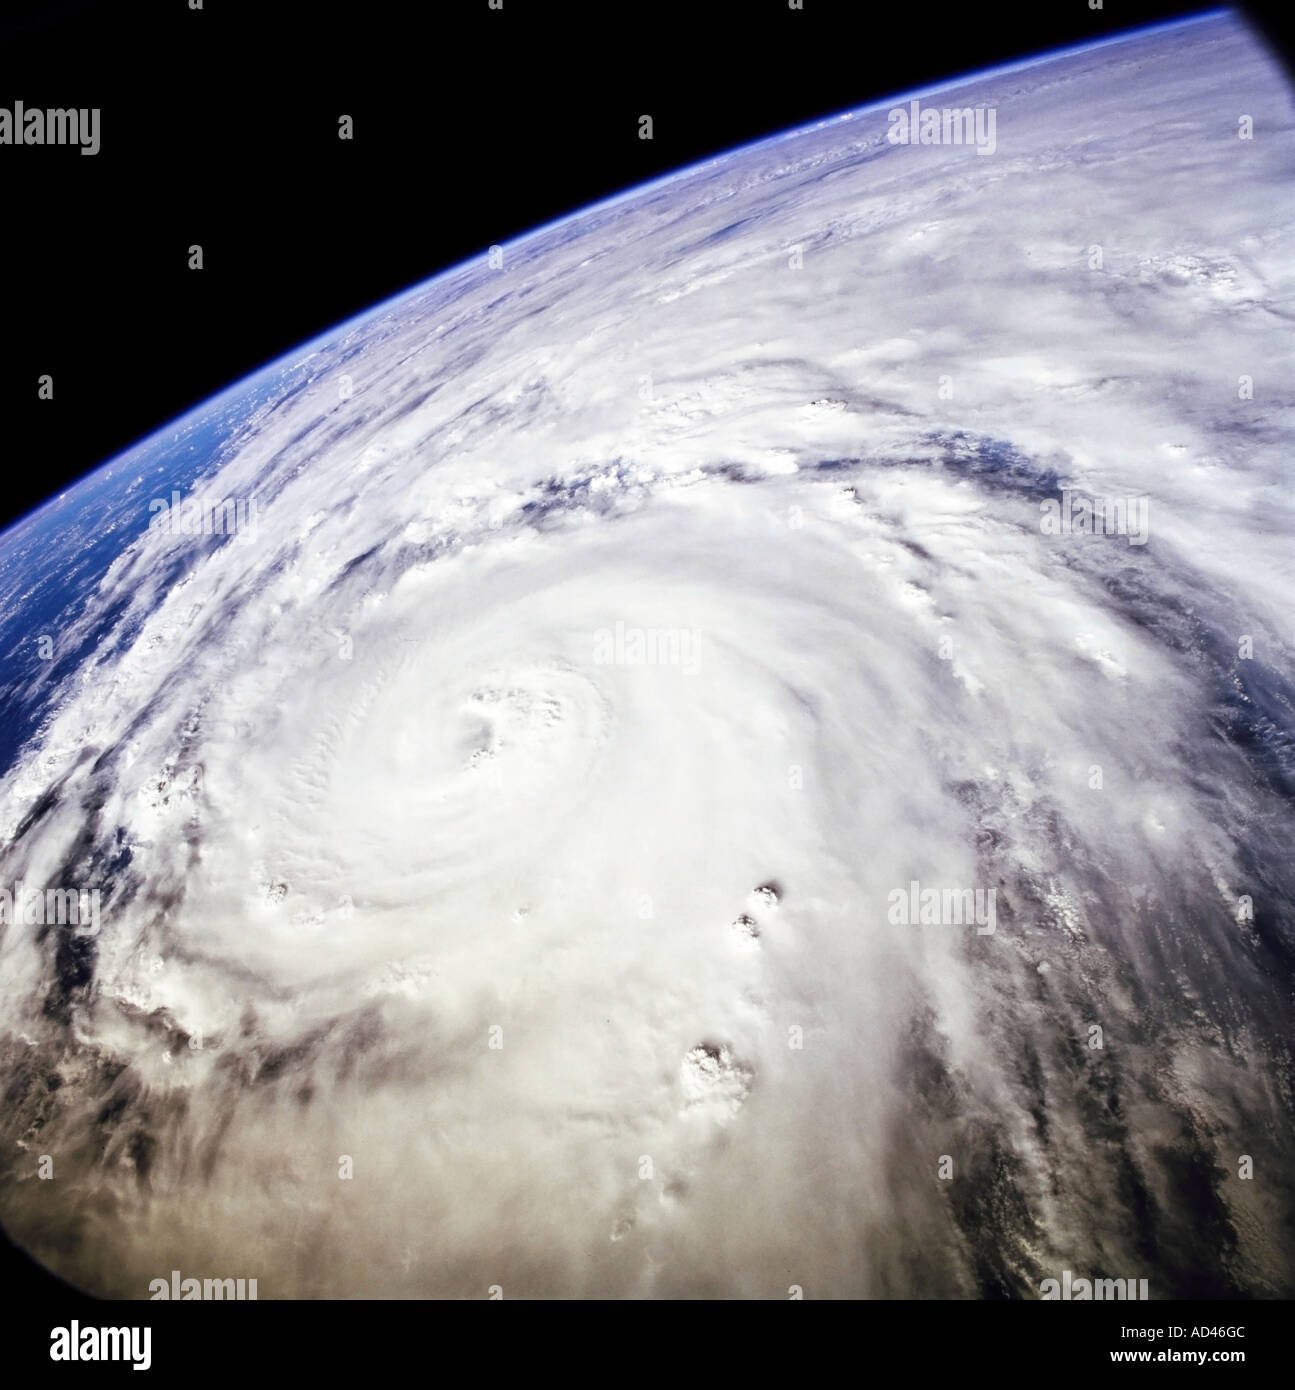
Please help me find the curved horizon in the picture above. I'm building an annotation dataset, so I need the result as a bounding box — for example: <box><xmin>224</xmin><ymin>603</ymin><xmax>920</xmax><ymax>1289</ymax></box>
<box><xmin>5</xmin><ymin>6</ymin><xmax>1234</xmax><ymax>546</ymax></box>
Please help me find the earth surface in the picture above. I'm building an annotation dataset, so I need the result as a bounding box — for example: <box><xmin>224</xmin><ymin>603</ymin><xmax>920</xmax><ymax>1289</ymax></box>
<box><xmin>1</xmin><ymin>11</ymin><xmax>1294</xmax><ymax>1298</ymax></box>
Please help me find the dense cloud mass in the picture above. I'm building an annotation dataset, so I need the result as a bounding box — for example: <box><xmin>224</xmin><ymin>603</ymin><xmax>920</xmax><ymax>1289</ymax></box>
<box><xmin>1</xmin><ymin>12</ymin><xmax>1293</xmax><ymax>1298</ymax></box>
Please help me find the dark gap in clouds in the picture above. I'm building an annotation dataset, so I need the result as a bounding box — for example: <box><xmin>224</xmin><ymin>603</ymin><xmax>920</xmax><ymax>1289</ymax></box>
<box><xmin>924</xmin><ymin>430</ymin><xmax>1067</xmax><ymax>499</ymax></box>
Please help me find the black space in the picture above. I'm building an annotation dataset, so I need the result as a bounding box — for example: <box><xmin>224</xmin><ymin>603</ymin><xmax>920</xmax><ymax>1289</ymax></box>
<box><xmin>4</xmin><ymin>0</ymin><xmax>1287</xmax><ymax>537</ymax></box>
<box><xmin>1</xmin><ymin>0</ymin><xmax>1294</xmax><ymax>1341</ymax></box>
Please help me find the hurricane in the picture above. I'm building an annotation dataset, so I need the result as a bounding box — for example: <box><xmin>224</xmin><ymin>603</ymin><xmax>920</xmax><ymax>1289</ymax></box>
<box><xmin>1</xmin><ymin>10</ymin><xmax>1293</xmax><ymax>1298</ymax></box>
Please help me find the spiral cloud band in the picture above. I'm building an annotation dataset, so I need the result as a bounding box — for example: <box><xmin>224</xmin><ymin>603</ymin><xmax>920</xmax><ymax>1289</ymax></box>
<box><xmin>0</xmin><ymin>12</ymin><xmax>1293</xmax><ymax>1298</ymax></box>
